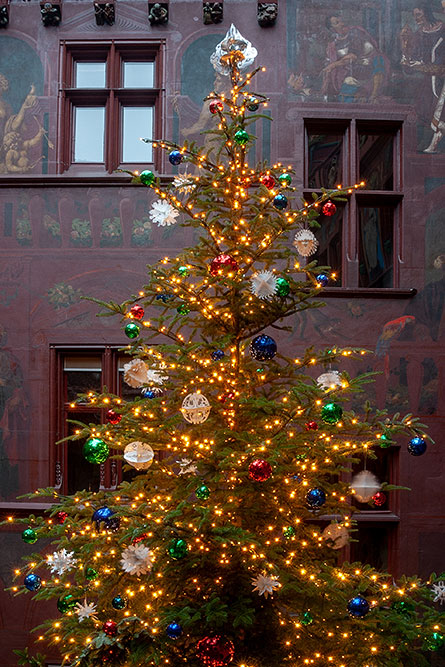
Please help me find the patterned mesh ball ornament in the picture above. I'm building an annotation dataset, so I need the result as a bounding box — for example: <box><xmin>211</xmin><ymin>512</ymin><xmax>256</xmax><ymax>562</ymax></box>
<box><xmin>123</xmin><ymin>441</ymin><xmax>154</xmax><ymax>470</ymax></box>
<box><xmin>196</xmin><ymin>635</ymin><xmax>235</xmax><ymax>667</ymax></box>
<box><xmin>181</xmin><ymin>393</ymin><xmax>211</xmax><ymax>424</ymax></box>
<box><xmin>249</xmin><ymin>334</ymin><xmax>277</xmax><ymax>361</ymax></box>
<box><xmin>293</xmin><ymin>229</ymin><xmax>319</xmax><ymax>257</ymax></box>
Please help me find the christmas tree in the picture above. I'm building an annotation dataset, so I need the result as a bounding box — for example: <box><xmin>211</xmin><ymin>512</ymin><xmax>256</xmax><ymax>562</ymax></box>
<box><xmin>8</xmin><ymin>25</ymin><xmax>445</xmax><ymax>667</ymax></box>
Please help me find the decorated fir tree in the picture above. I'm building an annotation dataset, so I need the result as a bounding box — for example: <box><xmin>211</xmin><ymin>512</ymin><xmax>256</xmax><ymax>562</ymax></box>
<box><xmin>7</xmin><ymin>25</ymin><xmax>445</xmax><ymax>667</ymax></box>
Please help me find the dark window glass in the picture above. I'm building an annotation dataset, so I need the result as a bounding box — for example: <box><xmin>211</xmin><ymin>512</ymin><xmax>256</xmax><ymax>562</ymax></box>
<box><xmin>66</xmin><ymin>411</ymin><xmax>101</xmax><ymax>494</ymax></box>
<box><xmin>349</xmin><ymin>524</ymin><xmax>390</xmax><ymax>570</ymax></box>
<box><xmin>64</xmin><ymin>356</ymin><xmax>102</xmax><ymax>401</ymax></box>
<box><xmin>358</xmin><ymin>206</ymin><xmax>393</xmax><ymax>288</ymax></box>
<box><xmin>314</xmin><ymin>206</ymin><xmax>343</xmax><ymax>284</ymax></box>
<box><xmin>359</xmin><ymin>133</ymin><xmax>394</xmax><ymax>190</ymax></box>
<box><xmin>307</xmin><ymin>132</ymin><xmax>343</xmax><ymax>189</ymax></box>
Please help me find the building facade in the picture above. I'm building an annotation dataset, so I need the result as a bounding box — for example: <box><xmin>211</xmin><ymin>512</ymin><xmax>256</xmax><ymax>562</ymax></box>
<box><xmin>0</xmin><ymin>0</ymin><xmax>444</xmax><ymax>663</ymax></box>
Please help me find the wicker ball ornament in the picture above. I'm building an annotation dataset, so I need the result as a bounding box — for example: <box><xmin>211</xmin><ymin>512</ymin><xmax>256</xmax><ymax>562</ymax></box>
<box><xmin>123</xmin><ymin>441</ymin><xmax>154</xmax><ymax>470</ymax></box>
<box><xmin>322</xmin><ymin>523</ymin><xmax>349</xmax><ymax>549</ymax></box>
<box><xmin>181</xmin><ymin>393</ymin><xmax>211</xmax><ymax>424</ymax></box>
<box><xmin>293</xmin><ymin>229</ymin><xmax>319</xmax><ymax>257</ymax></box>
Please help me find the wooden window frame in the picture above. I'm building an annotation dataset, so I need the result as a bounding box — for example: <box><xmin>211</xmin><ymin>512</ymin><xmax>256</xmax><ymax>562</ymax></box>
<box><xmin>58</xmin><ymin>40</ymin><xmax>164</xmax><ymax>175</ymax></box>
<box><xmin>304</xmin><ymin>115</ymin><xmax>406</xmax><ymax>294</ymax></box>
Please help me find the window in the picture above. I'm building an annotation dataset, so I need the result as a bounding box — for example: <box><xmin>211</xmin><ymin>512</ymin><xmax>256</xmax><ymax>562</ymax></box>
<box><xmin>50</xmin><ymin>347</ymin><xmax>143</xmax><ymax>495</ymax></box>
<box><xmin>304</xmin><ymin>119</ymin><xmax>402</xmax><ymax>289</ymax></box>
<box><xmin>60</xmin><ymin>42</ymin><xmax>161</xmax><ymax>174</ymax></box>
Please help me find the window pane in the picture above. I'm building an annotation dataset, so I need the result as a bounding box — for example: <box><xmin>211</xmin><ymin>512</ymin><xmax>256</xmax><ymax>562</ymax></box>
<box><xmin>359</xmin><ymin>133</ymin><xmax>394</xmax><ymax>190</ymax></box>
<box><xmin>75</xmin><ymin>62</ymin><xmax>106</xmax><ymax>88</ymax></box>
<box><xmin>359</xmin><ymin>207</ymin><xmax>393</xmax><ymax>288</ymax></box>
<box><xmin>66</xmin><ymin>411</ymin><xmax>101</xmax><ymax>494</ymax></box>
<box><xmin>314</xmin><ymin>207</ymin><xmax>343</xmax><ymax>284</ymax></box>
<box><xmin>349</xmin><ymin>524</ymin><xmax>390</xmax><ymax>570</ymax></box>
<box><xmin>123</xmin><ymin>62</ymin><xmax>154</xmax><ymax>88</ymax></box>
<box><xmin>307</xmin><ymin>132</ymin><xmax>343</xmax><ymax>189</ymax></box>
<box><xmin>122</xmin><ymin>107</ymin><xmax>153</xmax><ymax>162</ymax></box>
<box><xmin>74</xmin><ymin>107</ymin><xmax>105</xmax><ymax>162</ymax></box>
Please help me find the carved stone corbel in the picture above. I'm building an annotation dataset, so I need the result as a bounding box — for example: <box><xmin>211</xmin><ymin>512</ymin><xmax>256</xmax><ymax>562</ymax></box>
<box><xmin>40</xmin><ymin>1</ymin><xmax>62</xmax><ymax>27</ymax></box>
<box><xmin>148</xmin><ymin>2</ymin><xmax>168</xmax><ymax>25</ymax></box>
<box><xmin>94</xmin><ymin>1</ymin><xmax>115</xmax><ymax>26</ymax></box>
<box><xmin>0</xmin><ymin>1</ymin><xmax>9</xmax><ymax>29</ymax></box>
<box><xmin>257</xmin><ymin>2</ymin><xmax>277</xmax><ymax>27</ymax></box>
<box><xmin>203</xmin><ymin>2</ymin><xmax>223</xmax><ymax>25</ymax></box>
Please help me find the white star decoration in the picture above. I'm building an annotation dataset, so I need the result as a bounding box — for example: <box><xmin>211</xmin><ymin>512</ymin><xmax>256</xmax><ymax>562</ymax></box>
<box><xmin>121</xmin><ymin>544</ymin><xmax>154</xmax><ymax>576</ymax></box>
<box><xmin>251</xmin><ymin>573</ymin><xmax>280</xmax><ymax>598</ymax></box>
<box><xmin>47</xmin><ymin>548</ymin><xmax>76</xmax><ymax>575</ymax></box>
<box><xmin>123</xmin><ymin>359</ymin><xmax>168</xmax><ymax>387</ymax></box>
<box><xmin>431</xmin><ymin>581</ymin><xmax>445</xmax><ymax>604</ymax></box>
<box><xmin>250</xmin><ymin>270</ymin><xmax>278</xmax><ymax>300</ymax></box>
<box><xmin>149</xmin><ymin>200</ymin><xmax>179</xmax><ymax>227</ymax></box>
<box><xmin>172</xmin><ymin>173</ymin><xmax>196</xmax><ymax>194</ymax></box>
<box><xmin>75</xmin><ymin>599</ymin><xmax>98</xmax><ymax>623</ymax></box>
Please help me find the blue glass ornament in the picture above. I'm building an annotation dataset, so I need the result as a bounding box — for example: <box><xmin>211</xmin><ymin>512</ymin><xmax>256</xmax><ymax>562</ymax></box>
<box><xmin>306</xmin><ymin>488</ymin><xmax>326</xmax><ymax>508</ymax></box>
<box><xmin>24</xmin><ymin>573</ymin><xmax>41</xmax><ymax>591</ymax></box>
<box><xmin>141</xmin><ymin>387</ymin><xmax>162</xmax><ymax>399</ymax></box>
<box><xmin>168</xmin><ymin>150</ymin><xmax>182</xmax><ymax>166</ymax></box>
<box><xmin>407</xmin><ymin>436</ymin><xmax>427</xmax><ymax>456</ymax></box>
<box><xmin>347</xmin><ymin>595</ymin><xmax>370</xmax><ymax>618</ymax></box>
<box><xmin>273</xmin><ymin>194</ymin><xmax>288</xmax><ymax>210</ymax></box>
<box><xmin>250</xmin><ymin>334</ymin><xmax>277</xmax><ymax>361</ymax></box>
<box><xmin>316</xmin><ymin>273</ymin><xmax>329</xmax><ymax>287</ymax></box>
<box><xmin>166</xmin><ymin>621</ymin><xmax>183</xmax><ymax>639</ymax></box>
<box><xmin>247</xmin><ymin>97</ymin><xmax>259</xmax><ymax>111</ymax></box>
<box><xmin>156</xmin><ymin>293</ymin><xmax>173</xmax><ymax>303</ymax></box>
<box><xmin>211</xmin><ymin>349</ymin><xmax>225</xmax><ymax>361</ymax></box>
<box><xmin>112</xmin><ymin>595</ymin><xmax>127</xmax><ymax>610</ymax></box>
<box><xmin>92</xmin><ymin>506</ymin><xmax>120</xmax><ymax>532</ymax></box>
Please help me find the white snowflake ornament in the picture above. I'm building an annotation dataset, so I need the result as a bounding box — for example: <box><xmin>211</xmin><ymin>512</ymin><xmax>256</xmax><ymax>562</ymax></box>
<box><xmin>431</xmin><ymin>581</ymin><xmax>445</xmax><ymax>604</ymax></box>
<box><xmin>250</xmin><ymin>270</ymin><xmax>278</xmax><ymax>300</ymax></box>
<box><xmin>251</xmin><ymin>573</ymin><xmax>280</xmax><ymax>598</ymax></box>
<box><xmin>75</xmin><ymin>599</ymin><xmax>98</xmax><ymax>623</ymax></box>
<box><xmin>121</xmin><ymin>544</ymin><xmax>154</xmax><ymax>576</ymax></box>
<box><xmin>317</xmin><ymin>370</ymin><xmax>342</xmax><ymax>391</ymax></box>
<box><xmin>149</xmin><ymin>200</ymin><xmax>179</xmax><ymax>227</ymax></box>
<box><xmin>47</xmin><ymin>548</ymin><xmax>76</xmax><ymax>575</ymax></box>
<box><xmin>293</xmin><ymin>229</ymin><xmax>319</xmax><ymax>257</ymax></box>
<box><xmin>173</xmin><ymin>173</ymin><xmax>196</xmax><ymax>194</ymax></box>
<box><xmin>177</xmin><ymin>458</ymin><xmax>198</xmax><ymax>475</ymax></box>
<box><xmin>123</xmin><ymin>359</ymin><xmax>150</xmax><ymax>388</ymax></box>
<box><xmin>350</xmin><ymin>470</ymin><xmax>381</xmax><ymax>503</ymax></box>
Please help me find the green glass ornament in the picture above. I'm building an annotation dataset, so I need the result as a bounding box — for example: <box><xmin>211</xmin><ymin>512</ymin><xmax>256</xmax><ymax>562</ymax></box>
<box><xmin>278</xmin><ymin>173</ymin><xmax>292</xmax><ymax>187</ymax></box>
<box><xmin>195</xmin><ymin>484</ymin><xmax>210</xmax><ymax>501</ymax></box>
<box><xmin>321</xmin><ymin>402</ymin><xmax>343</xmax><ymax>425</ymax></box>
<box><xmin>168</xmin><ymin>537</ymin><xmax>188</xmax><ymax>560</ymax></box>
<box><xmin>22</xmin><ymin>528</ymin><xmax>38</xmax><ymax>544</ymax></box>
<box><xmin>178</xmin><ymin>266</ymin><xmax>188</xmax><ymax>277</ymax></box>
<box><xmin>139</xmin><ymin>170</ymin><xmax>155</xmax><ymax>186</ymax></box>
<box><xmin>300</xmin><ymin>611</ymin><xmax>313</xmax><ymax>626</ymax></box>
<box><xmin>83</xmin><ymin>437</ymin><xmax>109</xmax><ymax>464</ymax></box>
<box><xmin>424</xmin><ymin>632</ymin><xmax>444</xmax><ymax>651</ymax></box>
<box><xmin>379</xmin><ymin>432</ymin><xmax>394</xmax><ymax>448</ymax></box>
<box><xmin>85</xmin><ymin>567</ymin><xmax>98</xmax><ymax>581</ymax></box>
<box><xmin>283</xmin><ymin>526</ymin><xmax>295</xmax><ymax>539</ymax></box>
<box><xmin>234</xmin><ymin>129</ymin><xmax>249</xmax><ymax>146</ymax></box>
<box><xmin>57</xmin><ymin>593</ymin><xmax>79</xmax><ymax>614</ymax></box>
<box><xmin>275</xmin><ymin>277</ymin><xmax>290</xmax><ymax>297</ymax></box>
<box><xmin>125</xmin><ymin>322</ymin><xmax>140</xmax><ymax>339</ymax></box>
<box><xmin>177</xmin><ymin>303</ymin><xmax>190</xmax><ymax>315</ymax></box>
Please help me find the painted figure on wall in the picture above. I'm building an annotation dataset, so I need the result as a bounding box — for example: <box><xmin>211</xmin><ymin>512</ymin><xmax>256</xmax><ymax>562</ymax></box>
<box><xmin>321</xmin><ymin>14</ymin><xmax>389</xmax><ymax>102</ymax></box>
<box><xmin>400</xmin><ymin>4</ymin><xmax>445</xmax><ymax>153</ymax></box>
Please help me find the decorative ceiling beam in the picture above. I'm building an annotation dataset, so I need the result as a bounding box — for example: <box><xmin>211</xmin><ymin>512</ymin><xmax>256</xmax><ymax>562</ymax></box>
<box><xmin>94</xmin><ymin>1</ymin><xmax>115</xmax><ymax>26</ymax></box>
<box><xmin>203</xmin><ymin>2</ymin><xmax>223</xmax><ymax>25</ymax></box>
<box><xmin>40</xmin><ymin>1</ymin><xmax>62</xmax><ymax>27</ymax></box>
<box><xmin>148</xmin><ymin>2</ymin><xmax>168</xmax><ymax>25</ymax></box>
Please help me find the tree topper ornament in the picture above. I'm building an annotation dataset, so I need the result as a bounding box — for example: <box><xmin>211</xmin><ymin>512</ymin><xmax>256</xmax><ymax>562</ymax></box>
<box><xmin>210</xmin><ymin>24</ymin><xmax>257</xmax><ymax>77</ymax></box>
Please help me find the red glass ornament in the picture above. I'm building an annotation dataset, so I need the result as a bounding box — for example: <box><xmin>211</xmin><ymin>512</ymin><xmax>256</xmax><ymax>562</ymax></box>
<box><xmin>209</xmin><ymin>100</ymin><xmax>223</xmax><ymax>114</ymax></box>
<box><xmin>260</xmin><ymin>174</ymin><xmax>275</xmax><ymax>189</ymax></box>
<box><xmin>322</xmin><ymin>201</ymin><xmax>337</xmax><ymax>217</ymax></box>
<box><xmin>218</xmin><ymin>392</ymin><xmax>235</xmax><ymax>403</ymax></box>
<box><xmin>209</xmin><ymin>254</ymin><xmax>239</xmax><ymax>277</ymax></box>
<box><xmin>132</xmin><ymin>532</ymin><xmax>149</xmax><ymax>545</ymax></box>
<box><xmin>103</xmin><ymin>620</ymin><xmax>118</xmax><ymax>637</ymax></box>
<box><xmin>248</xmin><ymin>459</ymin><xmax>272</xmax><ymax>482</ymax></box>
<box><xmin>106</xmin><ymin>409</ymin><xmax>122</xmax><ymax>425</ymax></box>
<box><xmin>55</xmin><ymin>511</ymin><xmax>68</xmax><ymax>525</ymax></box>
<box><xmin>372</xmin><ymin>491</ymin><xmax>387</xmax><ymax>507</ymax></box>
<box><xmin>196</xmin><ymin>635</ymin><xmax>235</xmax><ymax>667</ymax></box>
<box><xmin>305</xmin><ymin>421</ymin><xmax>318</xmax><ymax>431</ymax></box>
<box><xmin>129</xmin><ymin>304</ymin><xmax>144</xmax><ymax>320</ymax></box>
